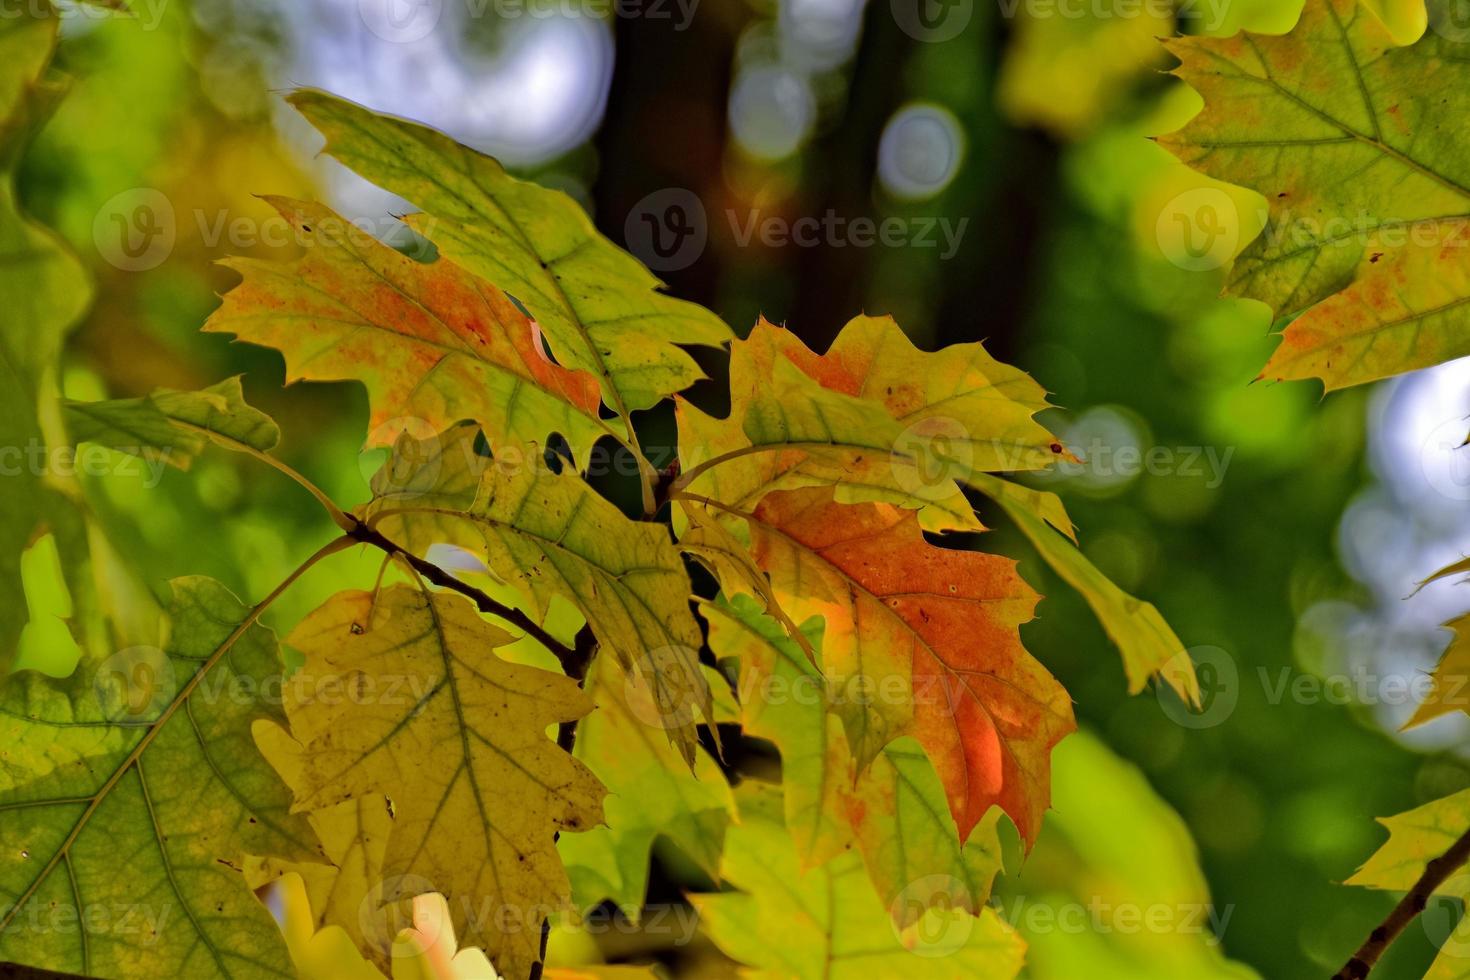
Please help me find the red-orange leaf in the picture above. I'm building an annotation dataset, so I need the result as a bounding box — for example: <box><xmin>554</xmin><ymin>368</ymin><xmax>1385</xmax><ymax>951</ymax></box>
<box><xmin>741</xmin><ymin>487</ymin><xmax>1074</xmax><ymax>844</ymax></box>
<box><xmin>205</xmin><ymin>197</ymin><xmax>610</xmax><ymax>465</ymax></box>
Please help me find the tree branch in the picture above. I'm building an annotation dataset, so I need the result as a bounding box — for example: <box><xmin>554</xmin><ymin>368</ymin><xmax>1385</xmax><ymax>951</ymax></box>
<box><xmin>343</xmin><ymin>518</ymin><xmax>590</xmax><ymax>677</ymax></box>
<box><xmin>1335</xmin><ymin>825</ymin><xmax>1470</xmax><ymax>979</ymax></box>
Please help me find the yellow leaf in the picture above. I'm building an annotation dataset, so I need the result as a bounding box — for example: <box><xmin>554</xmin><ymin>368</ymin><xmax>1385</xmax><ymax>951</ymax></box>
<box><xmin>283</xmin><ymin>586</ymin><xmax>606</xmax><ymax>979</ymax></box>
<box><xmin>361</xmin><ymin>424</ymin><xmax>717</xmax><ymax>765</ymax></box>
<box><xmin>1161</xmin><ymin>0</ymin><xmax>1470</xmax><ymax>391</ymax></box>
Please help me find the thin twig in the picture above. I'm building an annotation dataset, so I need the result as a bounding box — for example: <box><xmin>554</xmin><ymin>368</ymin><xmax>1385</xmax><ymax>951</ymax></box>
<box><xmin>528</xmin><ymin>624</ymin><xmax>598</xmax><ymax>980</ymax></box>
<box><xmin>1335</xmin><ymin>825</ymin><xmax>1470</xmax><ymax>978</ymax></box>
<box><xmin>342</xmin><ymin>518</ymin><xmax>587</xmax><ymax>676</ymax></box>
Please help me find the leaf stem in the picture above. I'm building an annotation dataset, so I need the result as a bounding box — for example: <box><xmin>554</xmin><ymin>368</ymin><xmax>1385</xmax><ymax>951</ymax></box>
<box><xmin>1335</xmin><ymin>825</ymin><xmax>1470</xmax><ymax>979</ymax></box>
<box><xmin>669</xmin><ymin>489</ymin><xmax>753</xmax><ymax>520</ymax></box>
<box><xmin>669</xmin><ymin>443</ymin><xmax>775</xmax><ymax>494</ymax></box>
<box><xmin>168</xmin><ymin>419</ymin><xmax>354</xmax><ymax>531</ymax></box>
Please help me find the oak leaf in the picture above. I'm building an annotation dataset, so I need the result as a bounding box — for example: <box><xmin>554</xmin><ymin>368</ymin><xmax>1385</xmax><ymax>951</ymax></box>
<box><xmin>1161</xmin><ymin>0</ymin><xmax>1470</xmax><ymax>390</ymax></box>
<box><xmin>732</xmin><ymin>486</ymin><xmax>1075</xmax><ymax>844</ymax></box>
<box><xmin>65</xmin><ymin>376</ymin><xmax>280</xmax><ymax>469</ymax></box>
<box><xmin>679</xmin><ymin>315</ymin><xmax>1196</xmax><ymax>704</ymax></box>
<box><xmin>691</xmin><ymin>784</ymin><xmax>1026</xmax><ymax>979</ymax></box>
<box><xmin>0</xmin><ymin>578</ymin><xmax>323</xmax><ymax>978</ymax></box>
<box><xmin>287</xmin><ymin>90</ymin><xmax>733</xmax><ymax>420</ymax></box>
<box><xmin>282</xmin><ymin>585</ymin><xmax>606</xmax><ymax>979</ymax></box>
<box><xmin>205</xmin><ymin>197</ymin><xmax>611</xmax><ymax>468</ymax></box>
<box><xmin>1345</xmin><ymin>788</ymin><xmax>1470</xmax><ymax>980</ymax></box>
<box><xmin>361</xmin><ymin>423</ymin><xmax>717</xmax><ymax>764</ymax></box>
<box><xmin>704</xmin><ymin>595</ymin><xmax>1006</xmax><ymax>924</ymax></box>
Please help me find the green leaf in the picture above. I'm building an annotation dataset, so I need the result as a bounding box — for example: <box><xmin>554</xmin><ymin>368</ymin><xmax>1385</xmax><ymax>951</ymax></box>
<box><xmin>556</xmin><ymin>657</ymin><xmax>733</xmax><ymax>918</ymax></box>
<box><xmin>64</xmin><ymin>376</ymin><xmax>281</xmax><ymax>469</ymax></box>
<box><xmin>282</xmin><ymin>585</ymin><xmax>606</xmax><ymax>979</ymax></box>
<box><xmin>361</xmin><ymin>423</ymin><xmax>717</xmax><ymax>765</ymax></box>
<box><xmin>0</xmin><ymin>10</ymin><xmax>92</xmax><ymax>666</ymax></box>
<box><xmin>286</xmin><ymin>89</ymin><xmax>733</xmax><ymax>419</ymax></box>
<box><xmin>977</xmin><ymin>478</ymin><xmax>1200</xmax><ymax>706</ymax></box>
<box><xmin>0</xmin><ymin>577</ymin><xmax>322</xmax><ymax>978</ymax></box>
<box><xmin>1004</xmin><ymin>732</ymin><xmax>1258</xmax><ymax>980</ymax></box>
<box><xmin>1161</xmin><ymin>0</ymin><xmax>1470</xmax><ymax>390</ymax></box>
<box><xmin>691</xmin><ymin>783</ymin><xmax>1027</xmax><ymax>979</ymax></box>
<box><xmin>205</xmin><ymin>197</ymin><xmax>613</xmax><ymax>470</ymax></box>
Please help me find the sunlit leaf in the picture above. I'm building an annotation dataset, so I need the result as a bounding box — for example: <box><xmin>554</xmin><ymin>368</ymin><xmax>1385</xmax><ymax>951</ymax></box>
<box><xmin>247</xmin><ymin>724</ymin><xmax>395</xmax><ymax>965</ymax></box>
<box><xmin>1161</xmin><ymin>0</ymin><xmax>1470</xmax><ymax>390</ymax></box>
<box><xmin>719</xmin><ymin>486</ymin><xmax>1075</xmax><ymax>845</ymax></box>
<box><xmin>282</xmin><ymin>585</ymin><xmax>606</xmax><ymax>979</ymax></box>
<box><xmin>979</xmin><ymin>480</ymin><xmax>1200</xmax><ymax>705</ymax></box>
<box><xmin>704</xmin><ymin>595</ymin><xmax>1006</xmax><ymax>924</ymax></box>
<box><xmin>1005</xmin><ymin>732</ymin><xmax>1258</xmax><ymax>980</ymax></box>
<box><xmin>691</xmin><ymin>784</ymin><xmax>1026</xmax><ymax>979</ymax></box>
<box><xmin>1345</xmin><ymin>788</ymin><xmax>1470</xmax><ymax>980</ymax></box>
<box><xmin>287</xmin><ymin>89</ymin><xmax>732</xmax><ymax>419</ymax></box>
<box><xmin>1405</xmin><ymin>613</ymin><xmax>1470</xmax><ymax>728</ymax></box>
<box><xmin>675</xmin><ymin>317</ymin><xmax>1068</xmax><ymax>532</ymax></box>
<box><xmin>65</xmin><ymin>376</ymin><xmax>280</xmax><ymax>469</ymax></box>
<box><xmin>361</xmin><ymin>424</ymin><xmax>717</xmax><ymax>764</ymax></box>
<box><xmin>205</xmin><ymin>197</ymin><xmax>611</xmax><ymax>469</ymax></box>
<box><xmin>556</xmin><ymin>657</ymin><xmax>733</xmax><ymax>918</ymax></box>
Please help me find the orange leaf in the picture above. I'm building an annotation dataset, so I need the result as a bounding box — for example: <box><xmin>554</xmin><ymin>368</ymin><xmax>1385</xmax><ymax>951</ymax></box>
<box><xmin>205</xmin><ymin>197</ymin><xmax>610</xmax><ymax>464</ymax></box>
<box><xmin>743</xmin><ymin>487</ymin><xmax>1074</xmax><ymax>844</ymax></box>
